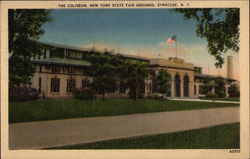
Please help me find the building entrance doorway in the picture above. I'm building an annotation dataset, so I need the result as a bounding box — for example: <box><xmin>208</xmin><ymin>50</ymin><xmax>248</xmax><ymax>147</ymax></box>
<box><xmin>175</xmin><ymin>74</ymin><xmax>180</xmax><ymax>97</ymax></box>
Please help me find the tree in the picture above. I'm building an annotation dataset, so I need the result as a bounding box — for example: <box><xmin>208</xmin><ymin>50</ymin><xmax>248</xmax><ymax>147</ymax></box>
<box><xmin>88</xmin><ymin>52</ymin><xmax>118</xmax><ymax>100</ymax></box>
<box><xmin>174</xmin><ymin>8</ymin><xmax>239</xmax><ymax>68</ymax></box>
<box><xmin>214</xmin><ymin>77</ymin><xmax>226</xmax><ymax>97</ymax></box>
<box><xmin>202</xmin><ymin>76</ymin><xmax>214</xmax><ymax>95</ymax></box>
<box><xmin>9</xmin><ymin>9</ymin><xmax>52</xmax><ymax>87</ymax></box>
<box><xmin>122</xmin><ymin>60</ymin><xmax>149</xmax><ymax>101</ymax></box>
<box><xmin>157</xmin><ymin>70</ymin><xmax>171</xmax><ymax>100</ymax></box>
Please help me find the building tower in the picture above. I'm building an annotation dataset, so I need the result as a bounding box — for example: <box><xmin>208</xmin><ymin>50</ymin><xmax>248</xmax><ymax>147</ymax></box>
<box><xmin>227</xmin><ymin>56</ymin><xmax>234</xmax><ymax>79</ymax></box>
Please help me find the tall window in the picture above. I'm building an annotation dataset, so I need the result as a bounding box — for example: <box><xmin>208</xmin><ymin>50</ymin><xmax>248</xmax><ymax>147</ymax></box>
<box><xmin>51</xmin><ymin>77</ymin><xmax>60</xmax><ymax>93</ymax></box>
<box><xmin>82</xmin><ymin>79</ymin><xmax>89</xmax><ymax>89</ymax></box>
<box><xmin>39</xmin><ymin>77</ymin><xmax>42</xmax><ymax>94</ymax></box>
<box><xmin>175</xmin><ymin>74</ymin><xmax>181</xmax><ymax>97</ymax></box>
<box><xmin>67</xmin><ymin>79</ymin><xmax>76</xmax><ymax>93</ymax></box>
<box><xmin>183</xmin><ymin>75</ymin><xmax>189</xmax><ymax>97</ymax></box>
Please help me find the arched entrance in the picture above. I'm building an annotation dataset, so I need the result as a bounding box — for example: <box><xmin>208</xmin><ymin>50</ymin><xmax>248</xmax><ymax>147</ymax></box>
<box><xmin>184</xmin><ymin>74</ymin><xmax>189</xmax><ymax>97</ymax></box>
<box><xmin>175</xmin><ymin>74</ymin><xmax>180</xmax><ymax>97</ymax></box>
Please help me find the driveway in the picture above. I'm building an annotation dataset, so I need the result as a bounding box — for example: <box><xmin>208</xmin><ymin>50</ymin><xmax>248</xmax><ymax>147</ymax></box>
<box><xmin>9</xmin><ymin>107</ymin><xmax>239</xmax><ymax>149</ymax></box>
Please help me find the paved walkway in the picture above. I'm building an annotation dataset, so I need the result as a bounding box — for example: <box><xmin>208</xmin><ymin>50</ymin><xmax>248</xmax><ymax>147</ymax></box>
<box><xmin>168</xmin><ymin>97</ymin><xmax>240</xmax><ymax>104</ymax></box>
<box><xmin>9</xmin><ymin>107</ymin><xmax>239</xmax><ymax>150</ymax></box>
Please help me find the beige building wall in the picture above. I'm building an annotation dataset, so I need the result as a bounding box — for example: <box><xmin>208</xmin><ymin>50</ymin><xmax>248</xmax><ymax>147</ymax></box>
<box><xmin>31</xmin><ymin>57</ymin><xmax>197</xmax><ymax>99</ymax></box>
<box><xmin>31</xmin><ymin>65</ymin><xmax>90</xmax><ymax>98</ymax></box>
<box><xmin>150</xmin><ymin>57</ymin><xmax>195</xmax><ymax>98</ymax></box>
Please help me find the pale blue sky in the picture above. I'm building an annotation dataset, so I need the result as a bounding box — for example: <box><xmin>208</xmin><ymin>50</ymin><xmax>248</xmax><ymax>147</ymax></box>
<box><xmin>39</xmin><ymin>9</ymin><xmax>239</xmax><ymax>79</ymax></box>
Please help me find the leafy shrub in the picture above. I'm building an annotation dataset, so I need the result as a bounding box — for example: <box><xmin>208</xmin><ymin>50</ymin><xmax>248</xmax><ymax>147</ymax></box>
<box><xmin>228</xmin><ymin>84</ymin><xmax>240</xmax><ymax>97</ymax></box>
<box><xmin>216</xmin><ymin>89</ymin><xmax>226</xmax><ymax>97</ymax></box>
<box><xmin>147</xmin><ymin>93</ymin><xmax>163</xmax><ymax>100</ymax></box>
<box><xmin>206</xmin><ymin>91</ymin><xmax>217</xmax><ymax>98</ymax></box>
<box><xmin>9</xmin><ymin>87</ymin><xmax>39</xmax><ymax>101</ymax></box>
<box><xmin>73</xmin><ymin>88</ymin><xmax>96</xmax><ymax>100</ymax></box>
<box><xmin>128</xmin><ymin>88</ymin><xmax>144</xmax><ymax>99</ymax></box>
<box><xmin>214</xmin><ymin>77</ymin><xmax>226</xmax><ymax>97</ymax></box>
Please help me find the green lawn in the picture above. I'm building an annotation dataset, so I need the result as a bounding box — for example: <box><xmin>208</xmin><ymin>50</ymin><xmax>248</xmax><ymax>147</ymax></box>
<box><xmin>47</xmin><ymin>123</ymin><xmax>240</xmax><ymax>149</ymax></box>
<box><xmin>200</xmin><ymin>97</ymin><xmax>240</xmax><ymax>102</ymax></box>
<box><xmin>9</xmin><ymin>99</ymin><xmax>239</xmax><ymax>123</ymax></box>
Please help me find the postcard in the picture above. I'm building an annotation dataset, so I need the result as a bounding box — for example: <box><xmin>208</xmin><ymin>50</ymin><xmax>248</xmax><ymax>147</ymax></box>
<box><xmin>0</xmin><ymin>0</ymin><xmax>249</xmax><ymax>159</ymax></box>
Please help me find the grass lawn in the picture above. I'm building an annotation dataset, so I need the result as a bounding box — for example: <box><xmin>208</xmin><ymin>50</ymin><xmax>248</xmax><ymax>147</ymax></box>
<box><xmin>47</xmin><ymin>123</ymin><xmax>240</xmax><ymax>149</ymax></box>
<box><xmin>200</xmin><ymin>97</ymin><xmax>240</xmax><ymax>102</ymax></box>
<box><xmin>9</xmin><ymin>99</ymin><xmax>239</xmax><ymax>123</ymax></box>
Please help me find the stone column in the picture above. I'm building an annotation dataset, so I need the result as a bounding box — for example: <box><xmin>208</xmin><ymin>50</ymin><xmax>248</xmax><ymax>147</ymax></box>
<box><xmin>197</xmin><ymin>84</ymin><xmax>201</xmax><ymax>96</ymax></box>
<box><xmin>212</xmin><ymin>87</ymin><xmax>215</xmax><ymax>94</ymax></box>
<box><xmin>225</xmin><ymin>85</ymin><xmax>229</xmax><ymax>97</ymax></box>
<box><xmin>189</xmin><ymin>74</ymin><xmax>194</xmax><ymax>98</ymax></box>
<box><xmin>61</xmin><ymin>75</ymin><xmax>67</xmax><ymax>97</ymax></box>
<box><xmin>196</xmin><ymin>84</ymin><xmax>199</xmax><ymax>96</ymax></box>
<box><xmin>180</xmin><ymin>74</ymin><xmax>184</xmax><ymax>98</ymax></box>
<box><xmin>47</xmin><ymin>74</ymin><xmax>52</xmax><ymax>97</ymax></box>
<box><xmin>171</xmin><ymin>73</ymin><xmax>175</xmax><ymax>97</ymax></box>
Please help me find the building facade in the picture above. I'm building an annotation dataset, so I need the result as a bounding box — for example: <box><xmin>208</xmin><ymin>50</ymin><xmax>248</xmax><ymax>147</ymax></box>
<box><xmin>30</xmin><ymin>42</ymin><xmax>237</xmax><ymax>99</ymax></box>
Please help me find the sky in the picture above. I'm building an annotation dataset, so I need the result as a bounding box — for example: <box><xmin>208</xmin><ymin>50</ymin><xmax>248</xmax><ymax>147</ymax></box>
<box><xmin>39</xmin><ymin>9</ymin><xmax>239</xmax><ymax>80</ymax></box>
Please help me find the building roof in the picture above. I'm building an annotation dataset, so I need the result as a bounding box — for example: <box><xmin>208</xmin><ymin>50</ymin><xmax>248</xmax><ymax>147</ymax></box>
<box><xmin>194</xmin><ymin>73</ymin><xmax>236</xmax><ymax>81</ymax></box>
<box><xmin>149</xmin><ymin>57</ymin><xmax>194</xmax><ymax>71</ymax></box>
<box><xmin>37</xmin><ymin>41</ymin><xmax>150</xmax><ymax>61</ymax></box>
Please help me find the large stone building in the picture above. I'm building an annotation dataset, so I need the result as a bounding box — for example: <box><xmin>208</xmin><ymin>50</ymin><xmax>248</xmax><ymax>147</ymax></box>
<box><xmin>30</xmin><ymin>41</ymin><xmax>237</xmax><ymax>99</ymax></box>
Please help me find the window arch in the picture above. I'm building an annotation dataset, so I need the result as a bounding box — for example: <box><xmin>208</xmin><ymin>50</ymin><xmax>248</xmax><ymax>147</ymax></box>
<box><xmin>184</xmin><ymin>74</ymin><xmax>189</xmax><ymax>97</ymax></box>
<box><xmin>175</xmin><ymin>73</ymin><xmax>180</xmax><ymax>97</ymax></box>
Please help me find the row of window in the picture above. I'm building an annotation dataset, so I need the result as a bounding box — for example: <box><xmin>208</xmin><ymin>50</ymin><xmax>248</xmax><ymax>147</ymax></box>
<box><xmin>50</xmin><ymin>78</ymin><xmax>90</xmax><ymax>93</ymax></box>
<box><xmin>51</xmin><ymin>66</ymin><xmax>76</xmax><ymax>74</ymax></box>
<box><xmin>38</xmin><ymin>65</ymin><xmax>89</xmax><ymax>75</ymax></box>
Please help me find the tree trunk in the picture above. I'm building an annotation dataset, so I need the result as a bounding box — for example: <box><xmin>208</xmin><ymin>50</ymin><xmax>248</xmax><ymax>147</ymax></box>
<box><xmin>162</xmin><ymin>93</ymin><xmax>164</xmax><ymax>101</ymax></box>
<box><xmin>135</xmin><ymin>87</ymin><xmax>138</xmax><ymax>101</ymax></box>
<box><xmin>102</xmin><ymin>91</ymin><xmax>105</xmax><ymax>101</ymax></box>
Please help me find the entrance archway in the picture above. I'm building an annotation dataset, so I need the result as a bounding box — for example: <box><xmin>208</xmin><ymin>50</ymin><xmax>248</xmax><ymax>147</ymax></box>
<box><xmin>184</xmin><ymin>74</ymin><xmax>189</xmax><ymax>97</ymax></box>
<box><xmin>175</xmin><ymin>74</ymin><xmax>180</xmax><ymax>97</ymax></box>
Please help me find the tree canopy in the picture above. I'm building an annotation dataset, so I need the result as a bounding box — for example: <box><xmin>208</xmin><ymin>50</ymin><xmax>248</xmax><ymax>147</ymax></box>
<box><xmin>88</xmin><ymin>52</ymin><xmax>118</xmax><ymax>100</ymax></box>
<box><xmin>122</xmin><ymin>60</ymin><xmax>149</xmax><ymax>100</ymax></box>
<box><xmin>201</xmin><ymin>76</ymin><xmax>214</xmax><ymax>95</ymax></box>
<box><xmin>9</xmin><ymin>9</ymin><xmax>52</xmax><ymax>87</ymax></box>
<box><xmin>174</xmin><ymin>8</ymin><xmax>239</xmax><ymax>68</ymax></box>
<box><xmin>157</xmin><ymin>70</ymin><xmax>171</xmax><ymax>99</ymax></box>
<box><xmin>214</xmin><ymin>77</ymin><xmax>226</xmax><ymax>97</ymax></box>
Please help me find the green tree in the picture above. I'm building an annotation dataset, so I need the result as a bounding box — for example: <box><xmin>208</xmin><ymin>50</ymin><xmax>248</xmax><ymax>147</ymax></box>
<box><xmin>214</xmin><ymin>77</ymin><xmax>226</xmax><ymax>97</ymax></box>
<box><xmin>9</xmin><ymin>9</ymin><xmax>52</xmax><ymax>87</ymax></box>
<box><xmin>88</xmin><ymin>52</ymin><xmax>118</xmax><ymax>100</ymax></box>
<box><xmin>122</xmin><ymin>60</ymin><xmax>149</xmax><ymax>101</ymax></box>
<box><xmin>174</xmin><ymin>8</ymin><xmax>239</xmax><ymax>68</ymax></box>
<box><xmin>202</xmin><ymin>76</ymin><xmax>214</xmax><ymax>95</ymax></box>
<box><xmin>157</xmin><ymin>70</ymin><xmax>171</xmax><ymax>100</ymax></box>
